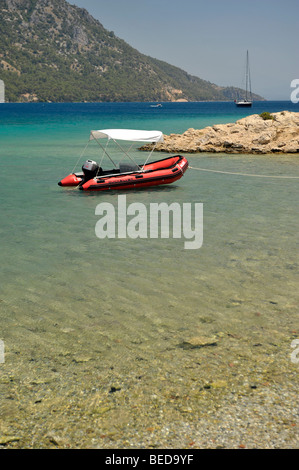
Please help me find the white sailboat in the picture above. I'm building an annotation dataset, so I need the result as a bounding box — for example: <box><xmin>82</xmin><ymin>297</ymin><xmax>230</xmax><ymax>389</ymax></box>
<box><xmin>235</xmin><ymin>50</ymin><xmax>252</xmax><ymax>107</ymax></box>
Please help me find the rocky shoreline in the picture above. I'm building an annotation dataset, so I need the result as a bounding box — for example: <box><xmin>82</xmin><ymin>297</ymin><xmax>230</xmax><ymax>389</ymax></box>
<box><xmin>142</xmin><ymin>111</ymin><xmax>299</xmax><ymax>154</ymax></box>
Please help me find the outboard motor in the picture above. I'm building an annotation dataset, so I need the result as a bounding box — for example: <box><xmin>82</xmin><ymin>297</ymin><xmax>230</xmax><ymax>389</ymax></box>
<box><xmin>81</xmin><ymin>160</ymin><xmax>101</xmax><ymax>183</ymax></box>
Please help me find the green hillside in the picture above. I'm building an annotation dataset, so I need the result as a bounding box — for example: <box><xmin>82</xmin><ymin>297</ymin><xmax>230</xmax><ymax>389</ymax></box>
<box><xmin>0</xmin><ymin>0</ymin><xmax>264</xmax><ymax>103</ymax></box>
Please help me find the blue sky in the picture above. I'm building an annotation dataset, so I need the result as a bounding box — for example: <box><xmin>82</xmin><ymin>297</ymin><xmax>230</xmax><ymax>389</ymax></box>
<box><xmin>72</xmin><ymin>0</ymin><xmax>299</xmax><ymax>100</ymax></box>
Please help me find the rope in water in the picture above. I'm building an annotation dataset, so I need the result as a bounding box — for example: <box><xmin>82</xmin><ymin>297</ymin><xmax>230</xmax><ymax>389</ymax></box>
<box><xmin>188</xmin><ymin>166</ymin><xmax>299</xmax><ymax>179</ymax></box>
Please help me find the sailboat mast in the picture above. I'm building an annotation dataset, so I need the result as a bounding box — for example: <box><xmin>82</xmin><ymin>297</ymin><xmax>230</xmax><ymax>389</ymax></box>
<box><xmin>245</xmin><ymin>51</ymin><xmax>248</xmax><ymax>101</ymax></box>
<box><xmin>245</xmin><ymin>50</ymin><xmax>252</xmax><ymax>101</ymax></box>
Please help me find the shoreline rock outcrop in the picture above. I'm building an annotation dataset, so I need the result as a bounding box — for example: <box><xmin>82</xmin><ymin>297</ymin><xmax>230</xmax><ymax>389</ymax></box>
<box><xmin>141</xmin><ymin>111</ymin><xmax>299</xmax><ymax>154</ymax></box>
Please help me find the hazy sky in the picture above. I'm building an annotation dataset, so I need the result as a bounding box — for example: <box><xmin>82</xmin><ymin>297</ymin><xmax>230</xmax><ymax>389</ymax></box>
<box><xmin>72</xmin><ymin>0</ymin><xmax>299</xmax><ymax>100</ymax></box>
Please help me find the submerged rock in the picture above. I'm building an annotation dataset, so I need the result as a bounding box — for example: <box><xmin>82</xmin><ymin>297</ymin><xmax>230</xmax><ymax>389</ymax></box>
<box><xmin>0</xmin><ymin>436</ymin><xmax>21</xmax><ymax>445</ymax></box>
<box><xmin>178</xmin><ymin>336</ymin><xmax>218</xmax><ymax>349</ymax></box>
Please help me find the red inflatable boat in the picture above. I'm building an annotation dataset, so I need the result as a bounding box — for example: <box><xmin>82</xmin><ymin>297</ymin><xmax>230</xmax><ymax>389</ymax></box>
<box><xmin>58</xmin><ymin>129</ymin><xmax>188</xmax><ymax>192</ymax></box>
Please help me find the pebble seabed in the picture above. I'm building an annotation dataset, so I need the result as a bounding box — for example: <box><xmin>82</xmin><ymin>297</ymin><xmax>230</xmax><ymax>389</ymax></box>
<box><xmin>0</xmin><ymin>319</ymin><xmax>298</xmax><ymax>449</ymax></box>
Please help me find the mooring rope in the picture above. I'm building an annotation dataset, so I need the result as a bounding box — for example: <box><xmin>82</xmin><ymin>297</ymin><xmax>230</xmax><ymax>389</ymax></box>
<box><xmin>71</xmin><ymin>140</ymin><xmax>90</xmax><ymax>174</ymax></box>
<box><xmin>189</xmin><ymin>166</ymin><xmax>299</xmax><ymax>179</ymax></box>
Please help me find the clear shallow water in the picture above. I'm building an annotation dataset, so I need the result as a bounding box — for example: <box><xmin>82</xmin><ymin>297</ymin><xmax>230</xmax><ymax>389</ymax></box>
<box><xmin>0</xmin><ymin>102</ymin><xmax>298</xmax><ymax>447</ymax></box>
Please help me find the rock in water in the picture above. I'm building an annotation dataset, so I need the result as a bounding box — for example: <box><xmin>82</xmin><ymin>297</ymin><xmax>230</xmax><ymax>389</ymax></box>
<box><xmin>141</xmin><ymin>111</ymin><xmax>299</xmax><ymax>154</ymax></box>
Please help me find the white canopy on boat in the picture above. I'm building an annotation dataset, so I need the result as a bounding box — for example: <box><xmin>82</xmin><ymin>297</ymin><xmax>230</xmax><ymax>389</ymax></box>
<box><xmin>90</xmin><ymin>129</ymin><xmax>164</xmax><ymax>143</ymax></box>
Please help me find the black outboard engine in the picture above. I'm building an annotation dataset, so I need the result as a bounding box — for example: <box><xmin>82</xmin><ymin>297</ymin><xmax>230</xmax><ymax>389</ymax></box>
<box><xmin>81</xmin><ymin>160</ymin><xmax>101</xmax><ymax>183</ymax></box>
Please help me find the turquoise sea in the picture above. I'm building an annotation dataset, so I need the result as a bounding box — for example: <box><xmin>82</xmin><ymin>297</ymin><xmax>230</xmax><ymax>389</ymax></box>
<box><xmin>0</xmin><ymin>101</ymin><xmax>298</xmax><ymax>448</ymax></box>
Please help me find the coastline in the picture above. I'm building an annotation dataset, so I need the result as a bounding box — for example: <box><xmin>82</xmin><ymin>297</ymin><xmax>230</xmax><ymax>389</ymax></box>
<box><xmin>141</xmin><ymin>111</ymin><xmax>299</xmax><ymax>155</ymax></box>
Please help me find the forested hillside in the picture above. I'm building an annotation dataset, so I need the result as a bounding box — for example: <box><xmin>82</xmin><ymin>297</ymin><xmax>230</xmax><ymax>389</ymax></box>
<box><xmin>0</xmin><ymin>0</ymin><xmax>264</xmax><ymax>102</ymax></box>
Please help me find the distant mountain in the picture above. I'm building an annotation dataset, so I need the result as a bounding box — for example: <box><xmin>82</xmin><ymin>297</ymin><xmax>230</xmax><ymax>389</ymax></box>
<box><xmin>0</xmin><ymin>0</ymin><xmax>265</xmax><ymax>103</ymax></box>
